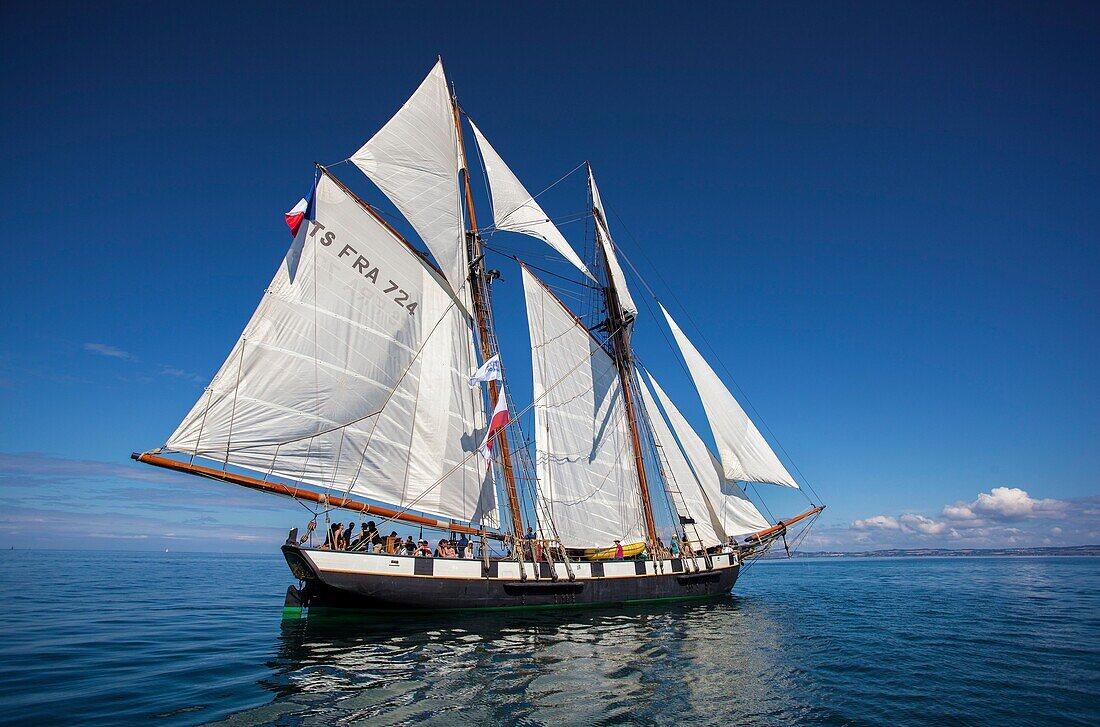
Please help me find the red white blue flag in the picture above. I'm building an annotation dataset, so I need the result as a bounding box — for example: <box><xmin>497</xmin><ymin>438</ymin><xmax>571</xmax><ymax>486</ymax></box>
<box><xmin>284</xmin><ymin>181</ymin><xmax>317</xmax><ymax>238</ymax></box>
<box><xmin>479</xmin><ymin>392</ymin><xmax>509</xmax><ymax>468</ymax></box>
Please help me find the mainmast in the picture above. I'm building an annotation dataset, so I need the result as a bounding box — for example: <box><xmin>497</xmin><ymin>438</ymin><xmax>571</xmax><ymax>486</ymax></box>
<box><xmin>589</xmin><ymin>165</ymin><xmax>659</xmax><ymax>547</ymax></box>
<box><xmin>452</xmin><ymin>94</ymin><xmax>525</xmax><ymax>540</ymax></box>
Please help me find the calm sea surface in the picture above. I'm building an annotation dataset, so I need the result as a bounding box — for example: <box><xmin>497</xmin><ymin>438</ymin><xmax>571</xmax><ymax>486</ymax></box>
<box><xmin>0</xmin><ymin>551</ymin><xmax>1096</xmax><ymax>726</ymax></box>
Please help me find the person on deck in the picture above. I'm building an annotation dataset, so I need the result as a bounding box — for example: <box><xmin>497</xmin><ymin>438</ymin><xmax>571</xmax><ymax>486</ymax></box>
<box><xmin>464</xmin><ymin>540</ymin><xmax>474</xmax><ymax>559</ymax></box>
<box><xmin>613</xmin><ymin>539</ymin><xmax>624</xmax><ymax>560</ymax></box>
<box><xmin>343</xmin><ymin>522</ymin><xmax>356</xmax><ymax>550</ymax></box>
<box><xmin>415</xmin><ymin>540</ymin><xmax>432</xmax><ymax>557</ymax></box>
<box><xmin>404</xmin><ymin>536</ymin><xmax>415</xmax><ymax>554</ymax></box>
<box><xmin>670</xmin><ymin>535</ymin><xmax>681</xmax><ymax>557</ymax></box>
<box><xmin>362</xmin><ymin>521</ymin><xmax>378</xmax><ymax>552</ymax></box>
<box><xmin>727</xmin><ymin>535</ymin><xmax>738</xmax><ymax>553</ymax></box>
<box><xmin>323</xmin><ymin>522</ymin><xmax>343</xmax><ymax>550</ymax></box>
<box><xmin>457</xmin><ymin>533</ymin><xmax>470</xmax><ymax>558</ymax></box>
<box><xmin>681</xmin><ymin>533</ymin><xmax>694</xmax><ymax>558</ymax></box>
<box><xmin>523</xmin><ymin>526</ymin><xmax>536</xmax><ymax>560</ymax></box>
<box><xmin>434</xmin><ymin>540</ymin><xmax>447</xmax><ymax>558</ymax></box>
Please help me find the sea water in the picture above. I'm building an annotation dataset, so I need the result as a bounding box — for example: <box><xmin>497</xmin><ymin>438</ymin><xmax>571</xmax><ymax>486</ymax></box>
<box><xmin>0</xmin><ymin>551</ymin><xmax>1096</xmax><ymax>725</ymax></box>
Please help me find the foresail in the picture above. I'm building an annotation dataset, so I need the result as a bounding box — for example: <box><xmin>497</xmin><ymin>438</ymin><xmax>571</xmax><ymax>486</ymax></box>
<box><xmin>350</xmin><ymin>59</ymin><xmax>469</xmax><ymax>295</ymax></box>
<box><xmin>522</xmin><ymin>267</ymin><xmax>646</xmax><ymax>548</ymax></box>
<box><xmin>588</xmin><ymin>168</ymin><xmax>638</xmax><ymax>319</ymax></box>
<box><xmin>635</xmin><ymin>372</ymin><xmax>724</xmax><ymax>546</ymax></box>
<box><xmin>644</xmin><ymin>371</ymin><xmax>770</xmax><ymax>536</ymax></box>
<box><xmin>469</xmin><ymin>121</ymin><xmax>595</xmax><ymax>281</ymax></box>
<box><xmin>166</xmin><ymin>173</ymin><xmax>495</xmax><ymax>525</ymax></box>
<box><xmin>661</xmin><ymin>305</ymin><xmax>800</xmax><ymax>488</ymax></box>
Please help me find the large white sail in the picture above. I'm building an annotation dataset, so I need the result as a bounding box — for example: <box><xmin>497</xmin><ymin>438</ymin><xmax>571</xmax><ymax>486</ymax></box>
<box><xmin>661</xmin><ymin>305</ymin><xmax>800</xmax><ymax>488</ymax></box>
<box><xmin>635</xmin><ymin>372</ymin><xmax>724</xmax><ymax>546</ymax></box>
<box><xmin>166</xmin><ymin>173</ymin><xmax>495</xmax><ymax>525</ymax></box>
<box><xmin>588</xmin><ymin>168</ymin><xmax>638</xmax><ymax>319</ymax></box>
<box><xmin>469</xmin><ymin>121</ymin><xmax>595</xmax><ymax>281</ymax></box>
<box><xmin>522</xmin><ymin>266</ymin><xmax>646</xmax><ymax>548</ymax></box>
<box><xmin>644</xmin><ymin>371</ymin><xmax>770</xmax><ymax>536</ymax></box>
<box><xmin>350</xmin><ymin>59</ymin><xmax>469</xmax><ymax>294</ymax></box>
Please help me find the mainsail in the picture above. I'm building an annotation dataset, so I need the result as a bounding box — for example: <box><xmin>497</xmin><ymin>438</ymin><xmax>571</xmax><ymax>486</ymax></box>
<box><xmin>661</xmin><ymin>305</ymin><xmax>800</xmax><ymax>488</ymax></box>
<box><xmin>643</xmin><ymin>371</ymin><xmax>770</xmax><ymax>536</ymax></box>
<box><xmin>522</xmin><ymin>266</ymin><xmax>646</xmax><ymax>548</ymax></box>
<box><xmin>588</xmin><ymin>167</ymin><xmax>638</xmax><ymax>320</ymax></box>
<box><xmin>166</xmin><ymin>172</ymin><xmax>495</xmax><ymax>525</ymax></box>
<box><xmin>350</xmin><ymin>59</ymin><xmax>469</xmax><ymax>295</ymax></box>
<box><xmin>468</xmin><ymin>120</ymin><xmax>595</xmax><ymax>281</ymax></box>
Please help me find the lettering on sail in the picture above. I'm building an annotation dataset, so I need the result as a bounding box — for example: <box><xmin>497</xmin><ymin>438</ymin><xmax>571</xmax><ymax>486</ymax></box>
<box><xmin>308</xmin><ymin>221</ymin><xmax>418</xmax><ymax>316</ymax></box>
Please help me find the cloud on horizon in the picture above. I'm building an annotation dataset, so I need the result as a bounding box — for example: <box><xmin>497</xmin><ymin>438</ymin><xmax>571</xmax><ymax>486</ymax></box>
<box><xmin>827</xmin><ymin>486</ymin><xmax>1098</xmax><ymax>551</ymax></box>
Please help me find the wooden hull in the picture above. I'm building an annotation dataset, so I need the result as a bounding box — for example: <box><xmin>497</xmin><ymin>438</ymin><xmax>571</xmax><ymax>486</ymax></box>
<box><xmin>282</xmin><ymin>544</ymin><xmax>739</xmax><ymax>613</ymax></box>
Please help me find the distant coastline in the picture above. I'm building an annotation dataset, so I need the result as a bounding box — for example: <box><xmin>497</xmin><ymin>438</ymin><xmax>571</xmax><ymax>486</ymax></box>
<box><xmin>774</xmin><ymin>544</ymin><xmax>1100</xmax><ymax>559</ymax></box>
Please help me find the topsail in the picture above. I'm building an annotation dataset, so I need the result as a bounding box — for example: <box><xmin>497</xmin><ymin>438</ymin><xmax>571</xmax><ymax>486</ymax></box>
<box><xmin>166</xmin><ymin>172</ymin><xmax>495</xmax><ymax>525</ymax></box>
<box><xmin>469</xmin><ymin>121</ymin><xmax>595</xmax><ymax>281</ymax></box>
<box><xmin>588</xmin><ymin>168</ymin><xmax>638</xmax><ymax>320</ymax></box>
<box><xmin>350</xmin><ymin>60</ymin><xmax>469</xmax><ymax>295</ymax></box>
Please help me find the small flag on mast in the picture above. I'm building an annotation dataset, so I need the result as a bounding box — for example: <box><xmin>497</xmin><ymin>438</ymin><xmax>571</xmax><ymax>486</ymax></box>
<box><xmin>479</xmin><ymin>392</ymin><xmax>509</xmax><ymax>468</ymax></box>
<box><xmin>468</xmin><ymin>354</ymin><xmax>503</xmax><ymax>388</ymax></box>
<box><xmin>284</xmin><ymin>180</ymin><xmax>317</xmax><ymax>238</ymax></box>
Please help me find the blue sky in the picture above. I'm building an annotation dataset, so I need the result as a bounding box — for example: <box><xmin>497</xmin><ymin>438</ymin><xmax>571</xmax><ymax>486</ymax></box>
<box><xmin>1</xmin><ymin>1</ymin><xmax>1096</xmax><ymax>552</ymax></box>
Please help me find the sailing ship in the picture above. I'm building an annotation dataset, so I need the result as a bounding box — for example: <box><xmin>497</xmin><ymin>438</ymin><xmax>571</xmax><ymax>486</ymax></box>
<box><xmin>133</xmin><ymin>59</ymin><xmax>824</xmax><ymax>613</ymax></box>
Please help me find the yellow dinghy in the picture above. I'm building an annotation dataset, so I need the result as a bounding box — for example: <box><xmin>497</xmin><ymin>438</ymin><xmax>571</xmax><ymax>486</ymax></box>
<box><xmin>582</xmin><ymin>541</ymin><xmax>646</xmax><ymax>560</ymax></box>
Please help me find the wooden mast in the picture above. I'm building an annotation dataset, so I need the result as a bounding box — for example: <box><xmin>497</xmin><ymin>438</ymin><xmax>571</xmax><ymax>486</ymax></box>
<box><xmin>451</xmin><ymin>95</ymin><xmax>525</xmax><ymax>540</ymax></box>
<box><xmin>589</xmin><ymin>166</ymin><xmax>659</xmax><ymax>548</ymax></box>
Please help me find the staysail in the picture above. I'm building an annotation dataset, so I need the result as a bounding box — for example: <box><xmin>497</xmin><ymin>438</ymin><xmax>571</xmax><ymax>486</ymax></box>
<box><xmin>350</xmin><ymin>59</ymin><xmax>469</xmax><ymax>295</ymax></box>
<box><xmin>643</xmin><ymin>371</ymin><xmax>770</xmax><ymax>536</ymax></box>
<box><xmin>469</xmin><ymin>121</ymin><xmax>595</xmax><ymax>281</ymax></box>
<box><xmin>588</xmin><ymin>167</ymin><xmax>638</xmax><ymax>320</ymax></box>
<box><xmin>522</xmin><ymin>266</ymin><xmax>646</xmax><ymax>548</ymax></box>
<box><xmin>166</xmin><ymin>172</ymin><xmax>495</xmax><ymax>525</ymax></box>
<box><xmin>661</xmin><ymin>305</ymin><xmax>800</xmax><ymax>488</ymax></box>
<box><xmin>635</xmin><ymin>372</ymin><xmax>725</xmax><ymax>546</ymax></box>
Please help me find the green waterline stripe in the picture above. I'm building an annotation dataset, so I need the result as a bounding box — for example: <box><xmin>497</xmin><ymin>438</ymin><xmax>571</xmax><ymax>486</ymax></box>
<box><xmin>282</xmin><ymin>591</ymin><xmax>732</xmax><ymax>618</ymax></box>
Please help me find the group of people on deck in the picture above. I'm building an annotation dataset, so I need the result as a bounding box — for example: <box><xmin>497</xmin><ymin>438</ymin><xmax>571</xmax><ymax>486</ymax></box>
<box><xmin>316</xmin><ymin>520</ymin><xmax>477</xmax><ymax>558</ymax></box>
<box><xmin>315</xmin><ymin>520</ymin><xmax>742</xmax><ymax>561</ymax></box>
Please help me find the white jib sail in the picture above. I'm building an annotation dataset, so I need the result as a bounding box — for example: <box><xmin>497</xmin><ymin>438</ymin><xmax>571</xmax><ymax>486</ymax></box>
<box><xmin>522</xmin><ymin>266</ymin><xmax>646</xmax><ymax>548</ymax></box>
<box><xmin>167</xmin><ymin>173</ymin><xmax>495</xmax><ymax>525</ymax></box>
<box><xmin>469</xmin><ymin>120</ymin><xmax>595</xmax><ymax>281</ymax></box>
<box><xmin>588</xmin><ymin>168</ymin><xmax>638</xmax><ymax>319</ymax></box>
<box><xmin>350</xmin><ymin>59</ymin><xmax>469</xmax><ymax>295</ymax></box>
<box><xmin>644</xmin><ymin>371</ymin><xmax>770</xmax><ymax>536</ymax></box>
<box><xmin>635</xmin><ymin>372</ymin><xmax>725</xmax><ymax>547</ymax></box>
<box><xmin>661</xmin><ymin>305</ymin><xmax>800</xmax><ymax>488</ymax></box>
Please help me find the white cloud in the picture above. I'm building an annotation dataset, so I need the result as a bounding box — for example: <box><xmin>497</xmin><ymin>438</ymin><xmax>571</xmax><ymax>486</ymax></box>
<box><xmin>84</xmin><ymin>342</ymin><xmax>132</xmax><ymax>359</ymax></box>
<box><xmin>899</xmin><ymin>513</ymin><xmax>951</xmax><ymax>535</ymax></box>
<box><xmin>942</xmin><ymin>487</ymin><xmax>1067</xmax><ymax>522</ymax></box>
<box><xmin>159</xmin><ymin>366</ymin><xmax>205</xmax><ymax>384</ymax></box>
<box><xmin>852</xmin><ymin>515</ymin><xmax>900</xmax><ymax>530</ymax></box>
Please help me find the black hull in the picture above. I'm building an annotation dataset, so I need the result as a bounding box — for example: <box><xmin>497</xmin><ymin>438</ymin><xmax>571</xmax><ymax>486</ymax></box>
<box><xmin>282</xmin><ymin>544</ymin><xmax>740</xmax><ymax>613</ymax></box>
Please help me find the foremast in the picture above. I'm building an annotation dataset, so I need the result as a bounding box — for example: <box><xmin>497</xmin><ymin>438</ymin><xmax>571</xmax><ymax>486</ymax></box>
<box><xmin>588</xmin><ymin>164</ymin><xmax>659</xmax><ymax>549</ymax></box>
<box><xmin>452</xmin><ymin>94</ymin><xmax>525</xmax><ymax>540</ymax></box>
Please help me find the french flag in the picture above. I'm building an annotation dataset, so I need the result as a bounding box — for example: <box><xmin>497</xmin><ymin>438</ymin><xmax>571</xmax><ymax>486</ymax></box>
<box><xmin>285</xmin><ymin>180</ymin><xmax>317</xmax><ymax>237</ymax></box>
<box><xmin>479</xmin><ymin>393</ymin><xmax>510</xmax><ymax>468</ymax></box>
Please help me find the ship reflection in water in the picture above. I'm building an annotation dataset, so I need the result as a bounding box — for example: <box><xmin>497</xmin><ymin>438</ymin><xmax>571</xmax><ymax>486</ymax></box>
<box><xmin>238</xmin><ymin>598</ymin><xmax>793</xmax><ymax>725</ymax></box>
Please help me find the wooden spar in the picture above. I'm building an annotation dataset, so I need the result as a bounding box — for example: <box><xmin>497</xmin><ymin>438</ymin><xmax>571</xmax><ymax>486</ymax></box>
<box><xmin>451</xmin><ymin>98</ymin><xmax>524</xmax><ymax>540</ymax></box>
<box><xmin>589</xmin><ymin>173</ymin><xmax>659</xmax><ymax>547</ymax></box>
<box><xmin>131</xmin><ymin>452</ymin><xmax>500</xmax><ymax>539</ymax></box>
<box><xmin>745</xmin><ymin>505</ymin><xmax>825</xmax><ymax>542</ymax></box>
